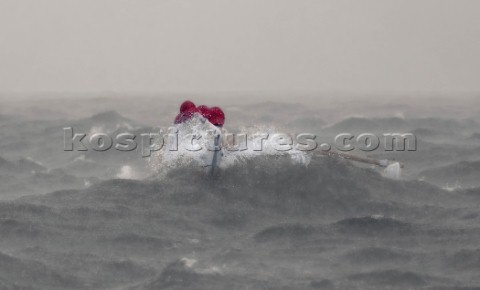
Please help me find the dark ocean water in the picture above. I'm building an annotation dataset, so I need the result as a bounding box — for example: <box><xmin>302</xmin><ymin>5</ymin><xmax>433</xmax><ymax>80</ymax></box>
<box><xmin>1</xmin><ymin>100</ymin><xmax>480</xmax><ymax>289</ymax></box>
<box><xmin>1</xmin><ymin>155</ymin><xmax>479</xmax><ymax>289</ymax></box>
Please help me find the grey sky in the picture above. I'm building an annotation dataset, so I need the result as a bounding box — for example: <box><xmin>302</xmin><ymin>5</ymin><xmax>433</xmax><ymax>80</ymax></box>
<box><xmin>1</xmin><ymin>0</ymin><xmax>479</xmax><ymax>96</ymax></box>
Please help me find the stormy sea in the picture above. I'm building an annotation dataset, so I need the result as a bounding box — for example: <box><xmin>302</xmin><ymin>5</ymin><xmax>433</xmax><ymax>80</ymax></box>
<box><xmin>1</xmin><ymin>96</ymin><xmax>480</xmax><ymax>290</ymax></box>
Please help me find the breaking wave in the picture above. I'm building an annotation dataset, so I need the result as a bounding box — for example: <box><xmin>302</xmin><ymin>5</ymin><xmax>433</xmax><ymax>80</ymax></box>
<box><xmin>149</xmin><ymin>115</ymin><xmax>312</xmax><ymax>177</ymax></box>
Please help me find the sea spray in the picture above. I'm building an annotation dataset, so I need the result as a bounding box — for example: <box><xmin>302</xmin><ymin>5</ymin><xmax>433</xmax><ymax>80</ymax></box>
<box><xmin>149</xmin><ymin>115</ymin><xmax>312</xmax><ymax>176</ymax></box>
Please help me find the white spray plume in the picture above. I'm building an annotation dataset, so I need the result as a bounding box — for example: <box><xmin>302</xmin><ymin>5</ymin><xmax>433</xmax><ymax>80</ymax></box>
<box><xmin>150</xmin><ymin>115</ymin><xmax>311</xmax><ymax>176</ymax></box>
<box><xmin>383</xmin><ymin>162</ymin><xmax>402</xmax><ymax>180</ymax></box>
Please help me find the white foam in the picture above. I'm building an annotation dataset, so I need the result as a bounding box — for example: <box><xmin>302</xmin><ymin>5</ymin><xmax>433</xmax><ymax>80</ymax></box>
<box><xmin>116</xmin><ymin>165</ymin><xmax>137</xmax><ymax>179</ymax></box>
<box><xmin>442</xmin><ymin>182</ymin><xmax>463</xmax><ymax>192</ymax></box>
<box><xmin>383</xmin><ymin>162</ymin><xmax>402</xmax><ymax>180</ymax></box>
<box><xmin>89</xmin><ymin>126</ymin><xmax>104</xmax><ymax>135</ymax></box>
<box><xmin>180</xmin><ymin>257</ymin><xmax>197</xmax><ymax>268</ymax></box>
<box><xmin>150</xmin><ymin>115</ymin><xmax>312</xmax><ymax>175</ymax></box>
